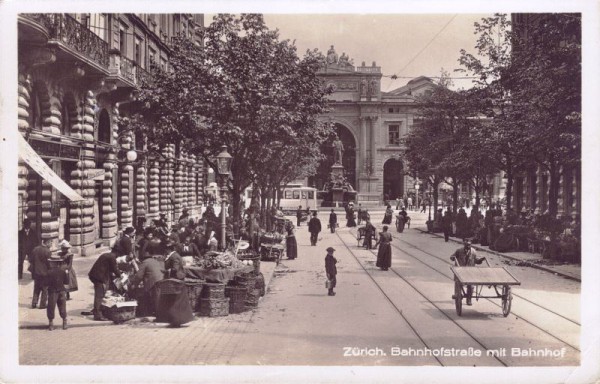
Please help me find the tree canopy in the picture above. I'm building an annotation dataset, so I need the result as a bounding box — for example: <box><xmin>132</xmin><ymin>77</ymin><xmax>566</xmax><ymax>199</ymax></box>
<box><xmin>127</xmin><ymin>14</ymin><xmax>333</xmax><ymax>220</ymax></box>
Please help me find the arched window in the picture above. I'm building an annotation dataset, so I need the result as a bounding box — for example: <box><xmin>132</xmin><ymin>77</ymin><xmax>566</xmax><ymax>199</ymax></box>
<box><xmin>98</xmin><ymin>109</ymin><xmax>111</xmax><ymax>143</ymax></box>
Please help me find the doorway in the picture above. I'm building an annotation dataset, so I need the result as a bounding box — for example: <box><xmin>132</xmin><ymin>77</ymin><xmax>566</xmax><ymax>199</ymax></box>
<box><xmin>383</xmin><ymin>158</ymin><xmax>404</xmax><ymax>202</ymax></box>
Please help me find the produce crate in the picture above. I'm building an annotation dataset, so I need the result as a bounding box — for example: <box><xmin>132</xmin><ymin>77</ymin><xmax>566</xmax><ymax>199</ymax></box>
<box><xmin>198</xmin><ymin>297</ymin><xmax>230</xmax><ymax>317</ymax></box>
<box><xmin>185</xmin><ymin>279</ymin><xmax>204</xmax><ymax>312</ymax></box>
<box><xmin>201</xmin><ymin>283</ymin><xmax>226</xmax><ymax>300</ymax></box>
<box><xmin>225</xmin><ymin>286</ymin><xmax>248</xmax><ymax>314</ymax></box>
<box><xmin>101</xmin><ymin>301</ymin><xmax>137</xmax><ymax>324</ymax></box>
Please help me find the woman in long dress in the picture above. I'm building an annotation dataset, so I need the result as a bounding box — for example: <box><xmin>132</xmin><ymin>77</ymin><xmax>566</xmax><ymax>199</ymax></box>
<box><xmin>286</xmin><ymin>222</ymin><xmax>298</xmax><ymax>260</ymax></box>
<box><xmin>346</xmin><ymin>204</ymin><xmax>357</xmax><ymax>227</ymax></box>
<box><xmin>382</xmin><ymin>204</ymin><xmax>394</xmax><ymax>225</ymax></box>
<box><xmin>375</xmin><ymin>225</ymin><xmax>392</xmax><ymax>271</ymax></box>
<box><xmin>155</xmin><ymin>241</ymin><xmax>194</xmax><ymax>327</ymax></box>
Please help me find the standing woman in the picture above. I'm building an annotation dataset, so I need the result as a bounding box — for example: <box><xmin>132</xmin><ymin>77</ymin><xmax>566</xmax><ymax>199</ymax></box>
<box><xmin>382</xmin><ymin>204</ymin><xmax>393</xmax><ymax>225</ymax></box>
<box><xmin>375</xmin><ymin>225</ymin><xmax>392</xmax><ymax>271</ymax></box>
<box><xmin>57</xmin><ymin>240</ymin><xmax>78</xmax><ymax>300</ymax></box>
<box><xmin>285</xmin><ymin>221</ymin><xmax>298</xmax><ymax>260</ymax></box>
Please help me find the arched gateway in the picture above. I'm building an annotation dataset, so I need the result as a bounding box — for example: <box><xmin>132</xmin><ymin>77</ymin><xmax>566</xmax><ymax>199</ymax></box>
<box><xmin>383</xmin><ymin>158</ymin><xmax>404</xmax><ymax>202</ymax></box>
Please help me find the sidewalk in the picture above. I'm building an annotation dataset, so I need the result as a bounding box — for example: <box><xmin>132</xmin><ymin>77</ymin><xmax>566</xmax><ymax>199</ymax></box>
<box><xmin>414</xmin><ymin>227</ymin><xmax>581</xmax><ymax>282</ymax></box>
<box><xmin>18</xmin><ymin>241</ymin><xmax>280</xmax><ymax>364</ymax></box>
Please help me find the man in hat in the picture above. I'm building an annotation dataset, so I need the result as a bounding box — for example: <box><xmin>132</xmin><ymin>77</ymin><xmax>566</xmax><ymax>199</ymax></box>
<box><xmin>329</xmin><ymin>209</ymin><xmax>337</xmax><ymax>234</ymax></box>
<box><xmin>18</xmin><ymin>218</ymin><xmax>39</xmax><ymax>280</ymax></box>
<box><xmin>88</xmin><ymin>251</ymin><xmax>124</xmax><ymax>321</ymax></box>
<box><xmin>308</xmin><ymin>211</ymin><xmax>322</xmax><ymax>246</ymax></box>
<box><xmin>29</xmin><ymin>238</ymin><xmax>51</xmax><ymax>309</ymax></box>
<box><xmin>46</xmin><ymin>242</ymin><xmax>70</xmax><ymax>330</ymax></box>
<box><xmin>178</xmin><ymin>208</ymin><xmax>190</xmax><ymax>227</ymax></box>
<box><xmin>450</xmin><ymin>240</ymin><xmax>487</xmax><ymax>305</ymax></box>
<box><xmin>112</xmin><ymin>227</ymin><xmax>135</xmax><ymax>260</ymax></box>
<box><xmin>325</xmin><ymin>247</ymin><xmax>338</xmax><ymax>296</ymax></box>
<box><xmin>130</xmin><ymin>253</ymin><xmax>165</xmax><ymax>316</ymax></box>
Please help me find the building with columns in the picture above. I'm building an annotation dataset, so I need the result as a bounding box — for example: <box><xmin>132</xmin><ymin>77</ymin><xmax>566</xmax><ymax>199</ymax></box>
<box><xmin>311</xmin><ymin>45</ymin><xmax>436</xmax><ymax>204</ymax></box>
<box><xmin>17</xmin><ymin>13</ymin><xmax>206</xmax><ymax>256</ymax></box>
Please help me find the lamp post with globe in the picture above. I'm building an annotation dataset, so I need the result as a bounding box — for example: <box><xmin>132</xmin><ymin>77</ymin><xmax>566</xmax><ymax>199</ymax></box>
<box><xmin>215</xmin><ymin>145</ymin><xmax>233</xmax><ymax>250</ymax></box>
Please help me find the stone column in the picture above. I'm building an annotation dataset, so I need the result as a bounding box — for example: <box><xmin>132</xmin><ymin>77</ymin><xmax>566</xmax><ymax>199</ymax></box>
<box><xmin>359</xmin><ymin>117</ymin><xmax>367</xmax><ymax>176</ymax></box>
<box><xmin>159</xmin><ymin>158</ymin><xmax>170</xmax><ymax>220</ymax></box>
<box><xmin>68</xmin><ymin>91</ymin><xmax>97</xmax><ymax>255</ymax></box>
<box><xmin>101</xmin><ymin>155</ymin><xmax>118</xmax><ymax>239</ymax></box>
<box><xmin>135</xmin><ymin>165</ymin><xmax>148</xmax><ymax>222</ymax></box>
<box><xmin>148</xmin><ymin>161</ymin><xmax>160</xmax><ymax>220</ymax></box>
<box><xmin>174</xmin><ymin>162</ymin><xmax>184</xmax><ymax>220</ymax></box>
<box><xmin>17</xmin><ymin>74</ymin><xmax>30</xmax><ymax>225</ymax></box>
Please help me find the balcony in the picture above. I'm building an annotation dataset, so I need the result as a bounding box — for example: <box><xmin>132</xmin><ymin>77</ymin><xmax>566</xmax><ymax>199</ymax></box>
<box><xmin>19</xmin><ymin>14</ymin><xmax>55</xmax><ymax>42</ymax></box>
<box><xmin>120</xmin><ymin>56</ymin><xmax>136</xmax><ymax>83</ymax></box>
<box><xmin>42</xmin><ymin>14</ymin><xmax>109</xmax><ymax>69</ymax></box>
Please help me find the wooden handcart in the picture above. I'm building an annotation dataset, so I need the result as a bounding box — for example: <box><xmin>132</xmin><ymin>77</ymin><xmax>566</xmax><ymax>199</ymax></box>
<box><xmin>450</xmin><ymin>265</ymin><xmax>521</xmax><ymax>317</ymax></box>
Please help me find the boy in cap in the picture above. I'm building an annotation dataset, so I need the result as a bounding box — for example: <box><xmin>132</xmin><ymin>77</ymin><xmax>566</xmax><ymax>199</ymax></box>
<box><xmin>46</xmin><ymin>241</ymin><xmax>71</xmax><ymax>330</ymax></box>
<box><xmin>325</xmin><ymin>247</ymin><xmax>337</xmax><ymax>296</ymax></box>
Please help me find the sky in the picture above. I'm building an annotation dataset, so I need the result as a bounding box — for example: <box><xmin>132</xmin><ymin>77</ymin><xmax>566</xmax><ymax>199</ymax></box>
<box><xmin>209</xmin><ymin>14</ymin><xmax>491</xmax><ymax>92</ymax></box>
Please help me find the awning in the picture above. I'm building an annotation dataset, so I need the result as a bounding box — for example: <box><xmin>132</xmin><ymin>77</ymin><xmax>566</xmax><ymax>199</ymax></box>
<box><xmin>18</xmin><ymin>134</ymin><xmax>85</xmax><ymax>202</ymax></box>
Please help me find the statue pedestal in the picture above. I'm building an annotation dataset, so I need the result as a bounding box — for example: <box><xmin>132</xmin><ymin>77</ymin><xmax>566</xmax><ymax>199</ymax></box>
<box><xmin>331</xmin><ymin>188</ymin><xmax>344</xmax><ymax>207</ymax></box>
<box><xmin>331</xmin><ymin>163</ymin><xmax>344</xmax><ymax>178</ymax></box>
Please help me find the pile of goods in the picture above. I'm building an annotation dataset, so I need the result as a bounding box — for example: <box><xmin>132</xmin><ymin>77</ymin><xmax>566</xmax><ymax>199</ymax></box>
<box><xmin>198</xmin><ymin>283</ymin><xmax>229</xmax><ymax>317</ymax></box>
<box><xmin>237</xmin><ymin>249</ymin><xmax>261</xmax><ymax>275</ymax></box>
<box><xmin>101</xmin><ymin>292</ymin><xmax>137</xmax><ymax>324</ymax></box>
<box><xmin>199</xmin><ymin>250</ymin><xmax>245</xmax><ymax>269</ymax></box>
<box><xmin>260</xmin><ymin>232</ymin><xmax>284</xmax><ymax>245</ymax></box>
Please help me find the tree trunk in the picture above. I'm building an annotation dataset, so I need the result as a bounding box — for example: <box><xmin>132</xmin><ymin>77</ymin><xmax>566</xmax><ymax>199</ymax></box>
<box><xmin>548</xmin><ymin>162</ymin><xmax>560</xmax><ymax>217</ymax></box>
<box><xmin>452</xmin><ymin>178</ymin><xmax>459</xmax><ymax>215</ymax></box>
<box><xmin>474</xmin><ymin>184</ymin><xmax>481</xmax><ymax>213</ymax></box>
<box><xmin>505</xmin><ymin>166</ymin><xmax>513</xmax><ymax>211</ymax></box>
<box><xmin>432</xmin><ymin>181</ymin><xmax>440</xmax><ymax>213</ymax></box>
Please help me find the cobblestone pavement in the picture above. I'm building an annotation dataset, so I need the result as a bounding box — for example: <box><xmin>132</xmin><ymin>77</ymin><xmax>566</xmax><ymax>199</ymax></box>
<box><xmin>18</xmin><ymin>252</ymin><xmax>277</xmax><ymax>365</ymax></box>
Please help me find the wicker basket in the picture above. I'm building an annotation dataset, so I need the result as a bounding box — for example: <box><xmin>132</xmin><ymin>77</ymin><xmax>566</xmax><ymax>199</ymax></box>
<box><xmin>101</xmin><ymin>302</ymin><xmax>137</xmax><ymax>324</ymax></box>
<box><xmin>185</xmin><ymin>280</ymin><xmax>204</xmax><ymax>312</ymax></box>
<box><xmin>156</xmin><ymin>279</ymin><xmax>185</xmax><ymax>295</ymax></box>
<box><xmin>201</xmin><ymin>283</ymin><xmax>226</xmax><ymax>300</ymax></box>
<box><xmin>225</xmin><ymin>286</ymin><xmax>248</xmax><ymax>301</ymax></box>
<box><xmin>229</xmin><ymin>301</ymin><xmax>246</xmax><ymax>314</ymax></box>
<box><xmin>233</xmin><ymin>273</ymin><xmax>256</xmax><ymax>288</ymax></box>
<box><xmin>245</xmin><ymin>287</ymin><xmax>261</xmax><ymax>308</ymax></box>
<box><xmin>238</xmin><ymin>254</ymin><xmax>261</xmax><ymax>275</ymax></box>
<box><xmin>198</xmin><ymin>297</ymin><xmax>230</xmax><ymax>317</ymax></box>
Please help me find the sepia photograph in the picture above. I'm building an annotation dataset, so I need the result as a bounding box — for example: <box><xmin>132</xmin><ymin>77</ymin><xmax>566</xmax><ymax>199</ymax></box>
<box><xmin>0</xmin><ymin>1</ymin><xmax>598</xmax><ymax>383</ymax></box>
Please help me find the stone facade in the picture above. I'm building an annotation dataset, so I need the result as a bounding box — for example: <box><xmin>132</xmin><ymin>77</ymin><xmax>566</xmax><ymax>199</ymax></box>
<box><xmin>317</xmin><ymin>46</ymin><xmax>435</xmax><ymax>204</ymax></box>
<box><xmin>17</xmin><ymin>13</ymin><xmax>206</xmax><ymax>255</ymax></box>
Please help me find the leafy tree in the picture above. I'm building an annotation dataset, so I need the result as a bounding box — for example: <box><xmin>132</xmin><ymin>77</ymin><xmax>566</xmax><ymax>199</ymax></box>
<box><xmin>505</xmin><ymin>13</ymin><xmax>581</xmax><ymax>216</ymax></box>
<box><xmin>129</xmin><ymin>14</ymin><xmax>332</xmax><ymax>223</ymax></box>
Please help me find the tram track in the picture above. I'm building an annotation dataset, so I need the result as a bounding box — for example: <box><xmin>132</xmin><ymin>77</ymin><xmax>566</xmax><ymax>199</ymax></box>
<box><xmin>347</xmin><ymin>227</ymin><xmax>580</xmax><ymax>354</ymax></box>
<box><xmin>334</xmin><ymin>230</ymin><xmax>509</xmax><ymax>367</ymax></box>
<box><xmin>392</xmin><ymin>233</ymin><xmax>581</xmax><ymax>326</ymax></box>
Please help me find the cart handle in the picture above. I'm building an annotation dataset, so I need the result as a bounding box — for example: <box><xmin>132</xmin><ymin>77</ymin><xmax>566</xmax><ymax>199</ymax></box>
<box><xmin>450</xmin><ymin>256</ymin><xmax>459</xmax><ymax>266</ymax></box>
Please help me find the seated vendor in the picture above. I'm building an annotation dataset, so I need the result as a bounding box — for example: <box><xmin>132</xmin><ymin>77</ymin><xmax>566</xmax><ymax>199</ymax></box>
<box><xmin>177</xmin><ymin>235</ymin><xmax>201</xmax><ymax>258</ymax></box>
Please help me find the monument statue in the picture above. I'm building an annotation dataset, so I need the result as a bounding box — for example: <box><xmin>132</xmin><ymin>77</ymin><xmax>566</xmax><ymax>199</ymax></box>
<box><xmin>360</xmin><ymin>79</ymin><xmax>368</xmax><ymax>97</ymax></box>
<box><xmin>333</xmin><ymin>136</ymin><xmax>344</xmax><ymax>165</ymax></box>
<box><xmin>338</xmin><ymin>52</ymin><xmax>351</xmax><ymax>67</ymax></box>
<box><xmin>327</xmin><ymin>45</ymin><xmax>338</xmax><ymax>65</ymax></box>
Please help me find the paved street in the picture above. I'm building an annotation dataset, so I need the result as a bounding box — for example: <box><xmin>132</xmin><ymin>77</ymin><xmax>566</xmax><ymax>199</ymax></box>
<box><xmin>19</xmin><ymin>211</ymin><xmax>580</xmax><ymax>367</ymax></box>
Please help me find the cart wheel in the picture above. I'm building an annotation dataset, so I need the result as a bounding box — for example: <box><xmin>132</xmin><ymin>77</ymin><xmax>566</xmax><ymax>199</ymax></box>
<box><xmin>502</xmin><ymin>285</ymin><xmax>512</xmax><ymax>317</ymax></box>
<box><xmin>454</xmin><ymin>280</ymin><xmax>463</xmax><ymax>316</ymax></box>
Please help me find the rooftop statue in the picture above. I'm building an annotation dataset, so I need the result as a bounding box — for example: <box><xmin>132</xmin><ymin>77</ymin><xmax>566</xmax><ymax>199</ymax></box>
<box><xmin>327</xmin><ymin>45</ymin><xmax>338</xmax><ymax>65</ymax></box>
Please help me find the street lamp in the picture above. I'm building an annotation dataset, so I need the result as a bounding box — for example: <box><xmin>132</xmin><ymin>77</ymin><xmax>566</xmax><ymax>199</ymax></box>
<box><xmin>215</xmin><ymin>145</ymin><xmax>233</xmax><ymax>250</ymax></box>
